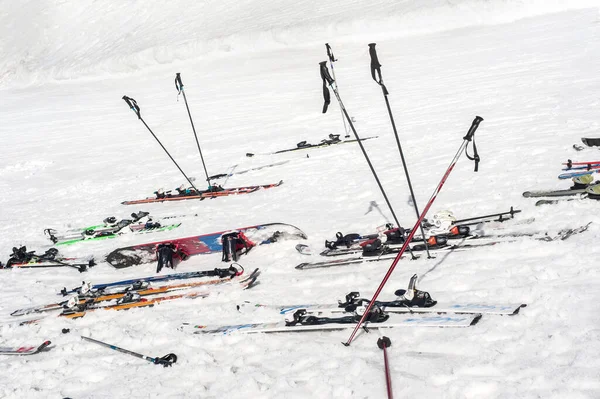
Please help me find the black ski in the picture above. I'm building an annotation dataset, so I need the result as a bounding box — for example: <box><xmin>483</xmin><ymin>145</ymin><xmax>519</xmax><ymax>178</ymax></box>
<box><xmin>246</xmin><ymin>135</ymin><xmax>378</xmax><ymax>157</ymax></box>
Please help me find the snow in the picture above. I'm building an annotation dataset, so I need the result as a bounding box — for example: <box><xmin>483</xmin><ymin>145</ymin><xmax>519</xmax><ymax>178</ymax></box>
<box><xmin>1</xmin><ymin>0</ymin><xmax>600</xmax><ymax>397</ymax></box>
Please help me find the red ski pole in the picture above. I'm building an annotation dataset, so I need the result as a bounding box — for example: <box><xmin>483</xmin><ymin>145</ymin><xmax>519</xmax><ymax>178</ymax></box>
<box><xmin>343</xmin><ymin>116</ymin><xmax>483</xmax><ymax>346</ymax></box>
<box><xmin>378</xmin><ymin>337</ymin><xmax>393</xmax><ymax>399</ymax></box>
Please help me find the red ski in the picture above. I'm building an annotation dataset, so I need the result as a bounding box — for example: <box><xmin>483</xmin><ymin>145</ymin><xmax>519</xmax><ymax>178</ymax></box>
<box><xmin>121</xmin><ymin>181</ymin><xmax>283</xmax><ymax>205</ymax></box>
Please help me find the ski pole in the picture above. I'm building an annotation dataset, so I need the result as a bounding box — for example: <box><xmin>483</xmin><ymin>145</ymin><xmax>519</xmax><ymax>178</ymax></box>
<box><xmin>454</xmin><ymin>207</ymin><xmax>521</xmax><ymax>225</ymax></box>
<box><xmin>368</xmin><ymin>43</ymin><xmax>431</xmax><ymax>259</ymax></box>
<box><xmin>343</xmin><ymin>116</ymin><xmax>483</xmax><ymax>346</ymax></box>
<box><xmin>174</xmin><ymin>73</ymin><xmax>211</xmax><ymax>183</ymax></box>
<box><xmin>122</xmin><ymin>96</ymin><xmax>202</xmax><ymax>194</ymax></box>
<box><xmin>319</xmin><ymin>61</ymin><xmax>418</xmax><ymax>260</ymax></box>
<box><xmin>81</xmin><ymin>336</ymin><xmax>177</xmax><ymax>367</ymax></box>
<box><xmin>325</xmin><ymin>44</ymin><xmax>350</xmax><ymax>138</ymax></box>
<box><xmin>377</xmin><ymin>336</ymin><xmax>393</xmax><ymax>399</ymax></box>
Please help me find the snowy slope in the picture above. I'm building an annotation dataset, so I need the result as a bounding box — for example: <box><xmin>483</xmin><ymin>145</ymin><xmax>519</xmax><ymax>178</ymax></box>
<box><xmin>1</xmin><ymin>1</ymin><xmax>600</xmax><ymax>398</ymax></box>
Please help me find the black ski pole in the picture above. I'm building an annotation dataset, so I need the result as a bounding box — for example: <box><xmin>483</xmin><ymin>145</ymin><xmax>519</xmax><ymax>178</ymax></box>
<box><xmin>319</xmin><ymin>61</ymin><xmax>418</xmax><ymax>260</ymax></box>
<box><xmin>377</xmin><ymin>337</ymin><xmax>393</xmax><ymax>399</ymax></box>
<box><xmin>325</xmin><ymin>44</ymin><xmax>350</xmax><ymax>138</ymax></box>
<box><xmin>81</xmin><ymin>336</ymin><xmax>177</xmax><ymax>367</ymax></box>
<box><xmin>175</xmin><ymin>73</ymin><xmax>211</xmax><ymax>183</ymax></box>
<box><xmin>344</xmin><ymin>116</ymin><xmax>483</xmax><ymax>346</ymax></box>
<box><xmin>454</xmin><ymin>207</ymin><xmax>521</xmax><ymax>225</ymax></box>
<box><xmin>122</xmin><ymin>96</ymin><xmax>201</xmax><ymax>194</ymax></box>
<box><xmin>368</xmin><ymin>43</ymin><xmax>431</xmax><ymax>259</ymax></box>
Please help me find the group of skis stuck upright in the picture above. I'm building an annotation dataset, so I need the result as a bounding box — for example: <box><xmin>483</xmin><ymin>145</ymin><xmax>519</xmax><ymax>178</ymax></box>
<box><xmin>1</xmin><ymin>44</ymin><xmax>595</xmax><ymax>390</ymax></box>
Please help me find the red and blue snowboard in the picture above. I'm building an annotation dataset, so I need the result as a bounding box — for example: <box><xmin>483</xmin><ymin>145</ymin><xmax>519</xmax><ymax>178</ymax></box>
<box><xmin>106</xmin><ymin>223</ymin><xmax>306</xmax><ymax>268</ymax></box>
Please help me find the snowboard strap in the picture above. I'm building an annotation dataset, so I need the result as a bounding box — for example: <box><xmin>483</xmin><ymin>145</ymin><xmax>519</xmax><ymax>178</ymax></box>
<box><xmin>156</xmin><ymin>243</ymin><xmax>189</xmax><ymax>273</ymax></box>
<box><xmin>221</xmin><ymin>232</ymin><xmax>254</xmax><ymax>262</ymax></box>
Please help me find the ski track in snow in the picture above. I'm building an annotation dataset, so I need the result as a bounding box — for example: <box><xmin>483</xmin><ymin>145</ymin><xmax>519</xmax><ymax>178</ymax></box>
<box><xmin>1</xmin><ymin>1</ymin><xmax>600</xmax><ymax>398</ymax></box>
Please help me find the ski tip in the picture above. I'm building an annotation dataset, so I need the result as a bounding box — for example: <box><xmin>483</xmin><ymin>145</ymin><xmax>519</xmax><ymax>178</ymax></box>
<box><xmin>37</xmin><ymin>341</ymin><xmax>52</xmax><ymax>352</ymax></box>
<box><xmin>244</xmin><ymin>277</ymin><xmax>260</xmax><ymax>290</ymax></box>
<box><xmin>511</xmin><ymin>304</ymin><xmax>528</xmax><ymax>315</ymax></box>
<box><xmin>295</xmin><ymin>263</ymin><xmax>308</xmax><ymax>270</ymax></box>
<box><xmin>470</xmin><ymin>314</ymin><xmax>483</xmax><ymax>326</ymax></box>
<box><xmin>522</xmin><ymin>192</ymin><xmax>532</xmax><ymax>198</ymax></box>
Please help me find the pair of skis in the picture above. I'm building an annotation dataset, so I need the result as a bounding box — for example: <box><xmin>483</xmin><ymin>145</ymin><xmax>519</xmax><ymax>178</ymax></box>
<box><xmin>12</xmin><ymin>267</ymin><xmax>253</xmax><ymax>317</ymax></box>
<box><xmin>18</xmin><ymin>269</ymin><xmax>260</xmax><ymax>324</ymax></box>
<box><xmin>294</xmin><ymin>223</ymin><xmax>591</xmax><ymax>269</ymax></box>
<box><xmin>181</xmin><ymin>274</ymin><xmax>525</xmax><ymax>335</ymax></box>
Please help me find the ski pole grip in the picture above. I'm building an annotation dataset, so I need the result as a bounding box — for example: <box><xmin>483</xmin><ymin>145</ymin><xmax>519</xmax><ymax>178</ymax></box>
<box><xmin>122</xmin><ymin>95</ymin><xmax>134</xmax><ymax>109</ymax></box>
<box><xmin>368</xmin><ymin>43</ymin><xmax>379</xmax><ymax>66</ymax></box>
<box><xmin>464</xmin><ymin>116</ymin><xmax>483</xmax><ymax>141</ymax></box>
<box><xmin>175</xmin><ymin>73</ymin><xmax>183</xmax><ymax>91</ymax></box>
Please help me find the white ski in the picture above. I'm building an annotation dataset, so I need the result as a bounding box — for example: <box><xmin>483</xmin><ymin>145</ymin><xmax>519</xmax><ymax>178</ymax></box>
<box><xmin>180</xmin><ymin>313</ymin><xmax>481</xmax><ymax>335</ymax></box>
<box><xmin>263</xmin><ymin>302</ymin><xmax>526</xmax><ymax>316</ymax></box>
<box><xmin>0</xmin><ymin>340</ymin><xmax>51</xmax><ymax>355</ymax></box>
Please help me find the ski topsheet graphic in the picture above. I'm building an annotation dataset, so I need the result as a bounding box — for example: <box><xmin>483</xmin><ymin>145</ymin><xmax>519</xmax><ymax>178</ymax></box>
<box><xmin>106</xmin><ymin>223</ymin><xmax>306</xmax><ymax>268</ymax></box>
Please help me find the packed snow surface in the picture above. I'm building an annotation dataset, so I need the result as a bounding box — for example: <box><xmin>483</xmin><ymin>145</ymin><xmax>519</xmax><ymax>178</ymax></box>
<box><xmin>1</xmin><ymin>1</ymin><xmax>600</xmax><ymax>398</ymax></box>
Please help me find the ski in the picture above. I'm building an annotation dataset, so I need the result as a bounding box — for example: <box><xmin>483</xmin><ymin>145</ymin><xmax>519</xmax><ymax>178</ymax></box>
<box><xmin>181</xmin><ymin>312</ymin><xmax>480</xmax><ymax>335</ymax></box>
<box><xmin>45</xmin><ymin>211</ymin><xmax>155</xmax><ymax>243</ymax></box>
<box><xmin>12</xmin><ymin>269</ymin><xmax>257</xmax><ymax>317</ymax></box>
<box><xmin>61</xmin><ymin>264</ymin><xmax>244</xmax><ymax>295</ymax></box>
<box><xmin>562</xmin><ymin>163</ymin><xmax>600</xmax><ymax>171</ymax></box>
<box><xmin>581</xmin><ymin>138</ymin><xmax>600</xmax><ymax>147</ymax></box>
<box><xmin>48</xmin><ymin>223</ymin><xmax>181</xmax><ymax>246</ymax></box>
<box><xmin>106</xmin><ymin>223</ymin><xmax>307</xmax><ymax>269</ymax></box>
<box><xmin>208</xmin><ymin>160</ymin><xmax>291</xmax><ymax>180</ymax></box>
<box><xmin>535</xmin><ymin>198</ymin><xmax>578</xmax><ymax>206</ymax></box>
<box><xmin>0</xmin><ymin>341</ymin><xmax>51</xmax><ymax>355</ymax></box>
<box><xmin>1</xmin><ymin>247</ymin><xmax>94</xmax><ymax>272</ymax></box>
<box><xmin>522</xmin><ymin>188</ymin><xmax>586</xmax><ymax>198</ymax></box>
<box><xmin>246</xmin><ymin>135</ymin><xmax>378</xmax><ymax>157</ymax></box>
<box><xmin>121</xmin><ymin>181</ymin><xmax>283</xmax><ymax>205</ymax></box>
<box><xmin>558</xmin><ymin>170</ymin><xmax>599</xmax><ymax>179</ymax></box>
<box><xmin>563</xmin><ymin>160</ymin><xmax>600</xmax><ymax>166</ymax></box>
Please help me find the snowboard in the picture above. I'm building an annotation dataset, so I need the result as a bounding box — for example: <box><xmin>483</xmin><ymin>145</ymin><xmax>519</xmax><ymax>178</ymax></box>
<box><xmin>106</xmin><ymin>223</ymin><xmax>307</xmax><ymax>268</ymax></box>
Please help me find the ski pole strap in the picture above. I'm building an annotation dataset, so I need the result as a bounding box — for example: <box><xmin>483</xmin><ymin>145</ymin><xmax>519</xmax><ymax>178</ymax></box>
<box><xmin>326</xmin><ymin>43</ymin><xmax>337</xmax><ymax>63</ymax></box>
<box><xmin>319</xmin><ymin>61</ymin><xmax>333</xmax><ymax>113</ymax></box>
<box><xmin>122</xmin><ymin>96</ymin><xmax>141</xmax><ymax>119</ymax></box>
<box><xmin>175</xmin><ymin>73</ymin><xmax>183</xmax><ymax>94</ymax></box>
<box><xmin>368</xmin><ymin>43</ymin><xmax>389</xmax><ymax>95</ymax></box>
<box><xmin>463</xmin><ymin>116</ymin><xmax>483</xmax><ymax>172</ymax></box>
